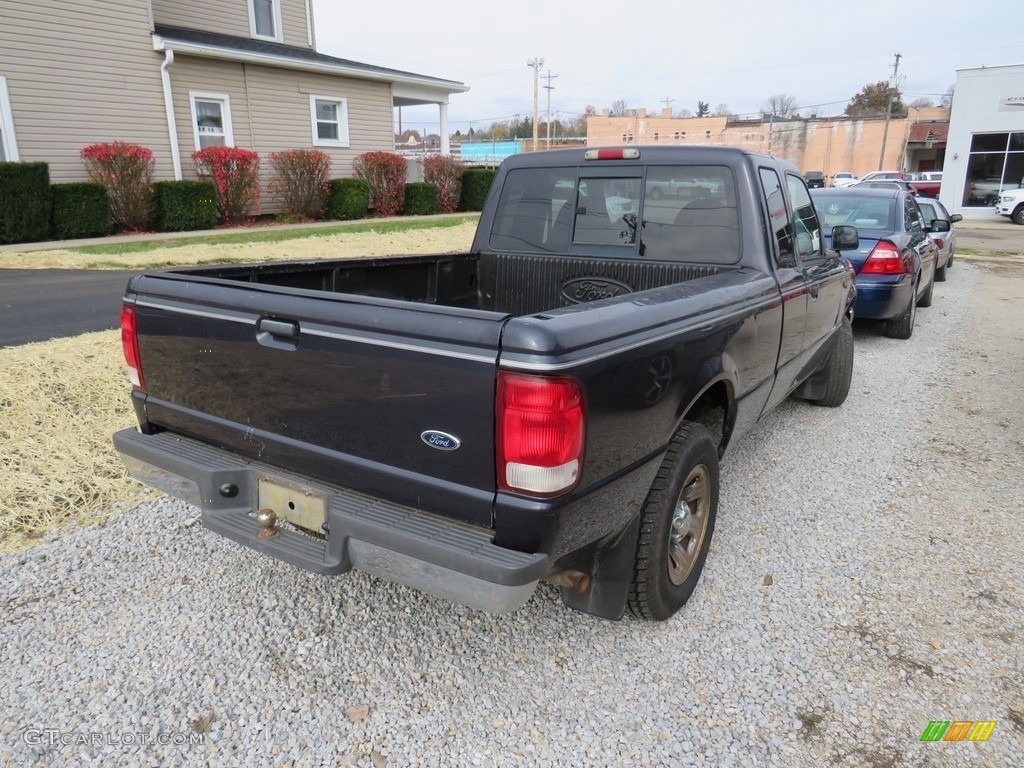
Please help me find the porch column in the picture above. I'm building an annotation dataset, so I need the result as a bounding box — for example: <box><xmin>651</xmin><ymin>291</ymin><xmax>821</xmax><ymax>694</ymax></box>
<box><xmin>439</xmin><ymin>102</ymin><xmax>450</xmax><ymax>155</ymax></box>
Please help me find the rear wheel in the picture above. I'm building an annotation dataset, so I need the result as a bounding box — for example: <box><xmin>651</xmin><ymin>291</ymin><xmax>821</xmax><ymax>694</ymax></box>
<box><xmin>629</xmin><ymin>423</ymin><xmax>719</xmax><ymax>621</ymax></box>
<box><xmin>812</xmin><ymin>317</ymin><xmax>854</xmax><ymax>407</ymax></box>
<box><xmin>935</xmin><ymin>261</ymin><xmax>947</xmax><ymax>282</ymax></box>
<box><xmin>886</xmin><ymin>290</ymin><xmax>916</xmax><ymax>339</ymax></box>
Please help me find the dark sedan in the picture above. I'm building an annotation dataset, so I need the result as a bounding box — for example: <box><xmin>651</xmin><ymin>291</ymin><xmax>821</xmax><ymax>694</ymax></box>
<box><xmin>811</xmin><ymin>187</ymin><xmax>941</xmax><ymax>339</ymax></box>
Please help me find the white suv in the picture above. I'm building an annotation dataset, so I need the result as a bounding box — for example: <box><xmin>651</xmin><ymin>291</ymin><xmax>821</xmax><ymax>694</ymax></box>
<box><xmin>996</xmin><ymin>189</ymin><xmax>1024</xmax><ymax>225</ymax></box>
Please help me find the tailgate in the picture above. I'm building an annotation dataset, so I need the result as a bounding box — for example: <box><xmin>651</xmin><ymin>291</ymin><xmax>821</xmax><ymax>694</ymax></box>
<box><xmin>130</xmin><ymin>274</ymin><xmax>510</xmax><ymax>526</ymax></box>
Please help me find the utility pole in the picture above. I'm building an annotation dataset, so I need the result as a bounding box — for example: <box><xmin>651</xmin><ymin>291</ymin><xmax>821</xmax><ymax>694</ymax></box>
<box><xmin>527</xmin><ymin>57</ymin><xmax>544</xmax><ymax>151</ymax></box>
<box><xmin>878</xmin><ymin>52</ymin><xmax>902</xmax><ymax>170</ymax></box>
<box><xmin>661</xmin><ymin>96</ymin><xmax>674</xmax><ymax>115</ymax></box>
<box><xmin>543</xmin><ymin>71</ymin><xmax>558</xmax><ymax>148</ymax></box>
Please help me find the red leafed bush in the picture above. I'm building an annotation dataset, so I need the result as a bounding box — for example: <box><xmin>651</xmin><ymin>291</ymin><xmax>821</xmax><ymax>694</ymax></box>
<box><xmin>192</xmin><ymin>146</ymin><xmax>260</xmax><ymax>224</ymax></box>
<box><xmin>422</xmin><ymin>155</ymin><xmax>466</xmax><ymax>213</ymax></box>
<box><xmin>352</xmin><ymin>151</ymin><xmax>407</xmax><ymax>217</ymax></box>
<box><xmin>270</xmin><ymin>149</ymin><xmax>332</xmax><ymax>220</ymax></box>
<box><xmin>80</xmin><ymin>141</ymin><xmax>155</xmax><ymax>232</ymax></box>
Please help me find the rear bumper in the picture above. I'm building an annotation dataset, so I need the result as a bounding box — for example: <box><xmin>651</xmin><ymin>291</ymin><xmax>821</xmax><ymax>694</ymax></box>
<box><xmin>113</xmin><ymin>428</ymin><xmax>549</xmax><ymax>614</ymax></box>
<box><xmin>853</xmin><ymin>275</ymin><xmax>913</xmax><ymax>320</ymax></box>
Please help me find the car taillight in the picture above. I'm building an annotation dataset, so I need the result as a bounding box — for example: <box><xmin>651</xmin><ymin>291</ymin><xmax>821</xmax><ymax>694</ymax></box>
<box><xmin>496</xmin><ymin>372</ymin><xmax>584</xmax><ymax>495</ymax></box>
<box><xmin>933</xmin><ymin>237</ymin><xmax>945</xmax><ymax>250</ymax></box>
<box><xmin>860</xmin><ymin>241</ymin><xmax>909</xmax><ymax>274</ymax></box>
<box><xmin>120</xmin><ymin>304</ymin><xmax>146</xmax><ymax>391</ymax></box>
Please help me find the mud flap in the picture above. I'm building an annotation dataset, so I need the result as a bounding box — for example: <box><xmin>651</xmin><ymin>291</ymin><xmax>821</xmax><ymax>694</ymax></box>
<box><xmin>559</xmin><ymin>512</ymin><xmax>642</xmax><ymax>620</ymax></box>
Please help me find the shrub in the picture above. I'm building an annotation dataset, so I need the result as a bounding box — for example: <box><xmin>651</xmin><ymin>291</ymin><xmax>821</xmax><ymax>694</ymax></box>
<box><xmin>327</xmin><ymin>178</ymin><xmax>370</xmax><ymax>220</ymax></box>
<box><xmin>51</xmin><ymin>183</ymin><xmax>112</xmax><ymax>239</ymax></box>
<box><xmin>151</xmin><ymin>180</ymin><xmax>218</xmax><ymax>232</ymax></box>
<box><xmin>404</xmin><ymin>182</ymin><xmax>439</xmax><ymax>216</ymax></box>
<box><xmin>353</xmin><ymin>151</ymin><xmax>407</xmax><ymax>217</ymax></box>
<box><xmin>0</xmin><ymin>162</ymin><xmax>51</xmax><ymax>244</ymax></box>
<box><xmin>270</xmin><ymin>149</ymin><xmax>332</xmax><ymax>220</ymax></box>
<box><xmin>422</xmin><ymin>155</ymin><xmax>466</xmax><ymax>213</ymax></box>
<box><xmin>458</xmin><ymin>167</ymin><xmax>497</xmax><ymax>212</ymax></box>
<box><xmin>80</xmin><ymin>142</ymin><xmax>155</xmax><ymax>232</ymax></box>
<box><xmin>192</xmin><ymin>146</ymin><xmax>260</xmax><ymax>224</ymax></box>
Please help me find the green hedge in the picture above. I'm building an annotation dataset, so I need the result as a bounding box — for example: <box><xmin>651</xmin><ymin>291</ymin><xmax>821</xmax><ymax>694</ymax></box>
<box><xmin>51</xmin><ymin>183</ymin><xmax>112</xmax><ymax>240</ymax></box>
<box><xmin>152</xmin><ymin>180</ymin><xmax>218</xmax><ymax>232</ymax></box>
<box><xmin>458</xmin><ymin>167</ymin><xmax>496</xmax><ymax>212</ymax></box>
<box><xmin>404</xmin><ymin>182</ymin><xmax>438</xmax><ymax>216</ymax></box>
<box><xmin>0</xmin><ymin>162</ymin><xmax>52</xmax><ymax>244</ymax></box>
<box><xmin>327</xmin><ymin>178</ymin><xmax>370</xmax><ymax>220</ymax></box>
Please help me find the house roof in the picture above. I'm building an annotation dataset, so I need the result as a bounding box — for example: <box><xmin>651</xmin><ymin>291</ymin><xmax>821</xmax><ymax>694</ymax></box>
<box><xmin>152</xmin><ymin>25</ymin><xmax>468</xmax><ymax>105</ymax></box>
<box><xmin>907</xmin><ymin>122</ymin><xmax>948</xmax><ymax>143</ymax></box>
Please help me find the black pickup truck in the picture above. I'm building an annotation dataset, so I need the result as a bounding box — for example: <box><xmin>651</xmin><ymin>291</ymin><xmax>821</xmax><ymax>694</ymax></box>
<box><xmin>114</xmin><ymin>146</ymin><xmax>859</xmax><ymax>621</ymax></box>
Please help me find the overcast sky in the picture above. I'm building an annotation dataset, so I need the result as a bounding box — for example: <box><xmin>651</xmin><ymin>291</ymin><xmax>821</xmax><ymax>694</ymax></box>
<box><xmin>311</xmin><ymin>0</ymin><xmax>1024</xmax><ymax>134</ymax></box>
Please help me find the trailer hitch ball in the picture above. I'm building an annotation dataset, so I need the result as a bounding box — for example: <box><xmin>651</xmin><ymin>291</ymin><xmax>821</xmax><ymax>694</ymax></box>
<box><xmin>255</xmin><ymin>508</ymin><xmax>279</xmax><ymax>538</ymax></box>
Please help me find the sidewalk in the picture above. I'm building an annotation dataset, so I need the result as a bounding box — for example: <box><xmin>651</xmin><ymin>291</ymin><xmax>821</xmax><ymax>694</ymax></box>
<box><xmin>0</xmin><ymin>212</ymin><xmax>475</xmax><ymax>254</ymax></box>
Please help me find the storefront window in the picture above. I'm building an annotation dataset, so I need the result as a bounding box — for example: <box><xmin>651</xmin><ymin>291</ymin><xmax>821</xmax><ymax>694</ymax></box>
<box><xmin>963</xmin><ymin>132</ymin><xmax>1024</xmax><ymax>206</ymax></box>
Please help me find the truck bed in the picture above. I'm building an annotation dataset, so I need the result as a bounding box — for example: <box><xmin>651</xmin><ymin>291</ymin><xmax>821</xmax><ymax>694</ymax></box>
<box><xmin>174</xmin><ymin>251</ymin><xmax>726</xmax><ymax>317</ymax></box>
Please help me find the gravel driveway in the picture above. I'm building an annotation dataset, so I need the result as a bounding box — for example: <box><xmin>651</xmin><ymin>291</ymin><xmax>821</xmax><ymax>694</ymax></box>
<box><xmin>2</xmin><ymin>259</ymin><xmax>1022</xmax><ymax>768</ymax></box>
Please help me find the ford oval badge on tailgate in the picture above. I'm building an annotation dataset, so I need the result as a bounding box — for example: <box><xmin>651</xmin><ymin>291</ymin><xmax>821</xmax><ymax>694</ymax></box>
<box><xmin>560</xmin><ymin>277</ymin><xmax>633</xmax><ymax>304</ymax></box>
<box><xmin>421</xmin><ymin>430</ymin><xmax>461</xmax><ymax>451</ymax></box>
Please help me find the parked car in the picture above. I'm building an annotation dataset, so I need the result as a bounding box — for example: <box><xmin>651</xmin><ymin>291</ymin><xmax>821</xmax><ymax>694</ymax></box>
<box><xmin>914</xmin><ymin>196</ymin><xmax>962</xmax><ymax>280</ymax></box>
<box><xmin>914</xmin><ymin>171</ymin><xmax>943</xmax><ymax>182</ymax></box>
<box><xmin>859</xmin><ymin>171</ymin><xmax>912</xmax><ymax>183</ymax></box>
<box><xmin>832</xmin><ymin>172</ymin><xmax>858</xmax><ymax>187</ymax></box>
<box><xmin>996</xmin><ymin>188</ymin><xmax>1024</xmax><ymax>225</ymax></box>
<box><xmin>811</xmin><ymin>187</ymin><xmax>941</xmax><ymax>339</ymax></box>
<box><xmin>805</xmin><ymin>171</ymin><xmax>826</xmax><ymax>188</ymax></box>
<box><xmin>853</xmin><ymin>179</ymin><xmax>921</xmax><ymax>195</ymax></box>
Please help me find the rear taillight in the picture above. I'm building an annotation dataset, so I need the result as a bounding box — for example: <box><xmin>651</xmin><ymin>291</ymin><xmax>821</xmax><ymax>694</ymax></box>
<box><xmin>120</xmin><ymin>304</ymin><xmax>145</xmax><ymax>391</ymax></box>
<box><xmin>860</xmin><ymin>241</ymin><xmax>909</xmax><ymax>274</ymax></box>
<box><xmin>496</xmin><ymin>372</ymin><xmax>584</xmax><ymax>495</ymax></box>
<box><xmin>933</xmin><ymin>238</ymin><xmax>945</xmax><ymax>250</ymax></box>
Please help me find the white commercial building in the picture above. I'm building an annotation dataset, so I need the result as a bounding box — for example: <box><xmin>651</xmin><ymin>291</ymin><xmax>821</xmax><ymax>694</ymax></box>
<box><xmin>941</xmin><ymin>63</ymin><xmax>1024</xmax><ymax>218</ymax></box>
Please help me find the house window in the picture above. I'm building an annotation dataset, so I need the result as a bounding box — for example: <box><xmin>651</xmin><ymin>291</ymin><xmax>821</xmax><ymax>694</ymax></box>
<box><xmin>310</xmin><ymin>96</ymin><xmax>349</xmax><ymax>147</ymax></box>
<box><xmin>249</xmin><ymin>0</ymin><xmax>283</xmax><ymax>42</ymax></box>
<box><xmin>189</xmin><ymin>92</ymin><xmax>234</xmax><ymax>150</ymax></box>
<box><xmin>0</xmin><ymin>75</ymin><xmax>18</xmax><ymax>162</ymax></box>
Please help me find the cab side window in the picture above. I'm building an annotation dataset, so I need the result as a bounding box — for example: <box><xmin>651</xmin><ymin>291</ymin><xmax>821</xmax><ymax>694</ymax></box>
<box><xmin>785</xmin><ymin>174</ymin><xmax>822</xmax><ymax>261</ymax></box>
<box><xmin>759</xmin><ymin>168</ymin><xmax>794</xmax><ymax>265</ymax></box>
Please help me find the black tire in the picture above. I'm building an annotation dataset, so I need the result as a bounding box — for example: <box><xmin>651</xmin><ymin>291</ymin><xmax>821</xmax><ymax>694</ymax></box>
<box><xmin>629</xmin><ymin>423</ymin><xmax>719</xmax><ymax>621</ymax></box>
<box><xmin>1013</xmin><ymin>205</ymin><xmax>1024</xmax><ymax>226</ymax></box>
<box><xmin>812</xmin><ymin>316</ymin><xmax>853</xmax><ymax>407</ymax></box>
<box><xmin>935</xmin><ymin>261</ymin><xmax>947</xmax><ymax>282</ymax></box>
<box><xmin>917</xmin><ymin>271</ymin><xmax>934</xmax><ymax>308</ymax></box>
<box><xmin>886</xmin><ymin>291</ymin><xmax>916</xmax><ymax>339</ymax></box>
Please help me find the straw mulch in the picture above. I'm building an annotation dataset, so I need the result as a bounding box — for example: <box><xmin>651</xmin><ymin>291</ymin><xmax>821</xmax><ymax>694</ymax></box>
<box><xmin>0</xmin><ymin>330</ymin><xmax>149</xmax><ymax>553</ymax></box>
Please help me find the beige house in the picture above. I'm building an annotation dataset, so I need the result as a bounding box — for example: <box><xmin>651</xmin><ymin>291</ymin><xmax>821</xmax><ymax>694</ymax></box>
<box><xmin>0</xmin><ymin>0</ymin><xmax>467</xmax><ymax>211</ymax></box>
<box><xmin>587</xmin><ymin>107</ymin><xmax>950</xmax><ymax>181</ymax></box>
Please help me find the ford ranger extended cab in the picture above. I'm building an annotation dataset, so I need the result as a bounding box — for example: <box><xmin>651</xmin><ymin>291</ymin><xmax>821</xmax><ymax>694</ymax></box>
<box><xmin>114</xmin><ymin>146</ymin><xmax>858</xmax><ymax>621</ymax></box>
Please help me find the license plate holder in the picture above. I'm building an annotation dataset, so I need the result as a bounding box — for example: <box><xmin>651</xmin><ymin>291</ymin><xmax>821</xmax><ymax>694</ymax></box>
<box><xmin>257</xmin><ymin>476</ymin><xmax>327</xmax><ymax>535</ymax></box>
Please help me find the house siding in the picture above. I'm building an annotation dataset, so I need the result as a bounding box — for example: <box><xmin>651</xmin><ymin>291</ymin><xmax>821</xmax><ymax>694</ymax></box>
<box><xmin>0</xmin><ymin>0</ymin><xmax>173</xmax><ymax>181</ymax></box>
<box><xmin>152</xmin><ymin>0</ymin><xmax>311</xmax><ymax>50</ymax></box>
<box><xmin>170</xmin><ymin>56</ymin><xmax>394</xmax><ymax>212</ymax></box>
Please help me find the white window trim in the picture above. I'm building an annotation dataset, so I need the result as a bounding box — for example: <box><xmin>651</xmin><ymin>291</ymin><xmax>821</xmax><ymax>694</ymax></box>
<box><xmin>309</xmin><ymin>95</ymin><xmax>350</xmax><ymax>148</ymax></box>
<box><xmin>0</xmin><ymin>75</ymin><xmax>20</xmax><ymax>162</ymax></box>
<box><xmin>188</xmin><ymin>91</ymin><xmax>235</xmax><ymax>152</ymax></box>
<box><xmin>247</xmin><ymin>0</ymin><xmax>284</xmax><ymax>43</ymax></box>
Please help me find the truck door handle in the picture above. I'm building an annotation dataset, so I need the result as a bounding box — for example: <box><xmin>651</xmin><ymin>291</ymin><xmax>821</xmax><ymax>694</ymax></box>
<box><xmin>258</xmin><ymin>318</ymin><xmax>299</xmax><ymax>338</ymax></box>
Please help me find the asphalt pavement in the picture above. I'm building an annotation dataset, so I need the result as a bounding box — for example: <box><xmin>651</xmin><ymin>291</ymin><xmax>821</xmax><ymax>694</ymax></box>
<box><xmin>0</xmin><ymin>269</ymin><xmax>137</xmax><ymax>347</ymax></box>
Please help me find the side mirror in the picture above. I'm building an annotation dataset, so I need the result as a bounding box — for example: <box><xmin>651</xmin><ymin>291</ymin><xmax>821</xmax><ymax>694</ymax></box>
<box><xmin>928</xmin><ymin>219</ymin><xmax>951</xmax><ymax>233</ymax></box>
<box><xmin>950</xmin><ymin>213</ymin><xmax>963</xmax><ymax>224</ymax></box>
<box><xmin>831</xmin><ymin>225</ymin><xmax>859</xmax><ymax>252</ymax></box>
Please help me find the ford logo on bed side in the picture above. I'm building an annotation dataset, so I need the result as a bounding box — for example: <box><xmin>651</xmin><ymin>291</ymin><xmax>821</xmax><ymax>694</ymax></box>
<box><xmin>421</xmin><ymin>430</ymin><xmax>461</xmax><ymax>451</ymax></box>
<box><xmin>560</xmin><ymin>277</ymin><xmax>634</xmax><ymax>304</ymax></box>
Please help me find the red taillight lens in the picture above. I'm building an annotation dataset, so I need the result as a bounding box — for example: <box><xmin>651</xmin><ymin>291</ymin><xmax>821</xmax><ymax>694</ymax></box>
<box><xmin>933</xmin><ymin>238</ymin><xmax>945</xmax><ymax>250</ymax></box>
<box><xmin>860</xmin><ymin>241</ymin><xmax>908</xmax><ymax>274</ymax></box>
<box><xmin>496</xmin><ymin>372</ymin><xmax>584</xmax><ymax>495</ymax></box>
<box><xmin>120</xmin><ymin>304</ymin><xmax>145</xmax><ymax>391</ymax></box>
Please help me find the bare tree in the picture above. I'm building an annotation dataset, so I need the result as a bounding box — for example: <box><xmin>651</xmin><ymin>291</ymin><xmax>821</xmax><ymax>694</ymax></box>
<box><xmin>675</xmin><ymin>108</ymin><xmax>692</xmax><ymax>118</ymax></box>
<box><xmin>712</xmin><ymin>103</ymin><xmax>731</xmax><ymax>117</ymax></box>
<box><xmin>762</xmin><ymin>94</ymin><xmax>798</xmax><ymax>118</ymax></box>
<box><xmin>909</xmin><ymin>97</ymin><xmax>935</xmax><ymax>108</ymax></box>
<box><xmin>611</xmin><ymin>99</ymin><xmax>629</xmax><ymax>116</ymax></box>
<box><xmin>940</xmin><ymin>85</ymin><xmax>954</xmax><ymax>108</ymax></box>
